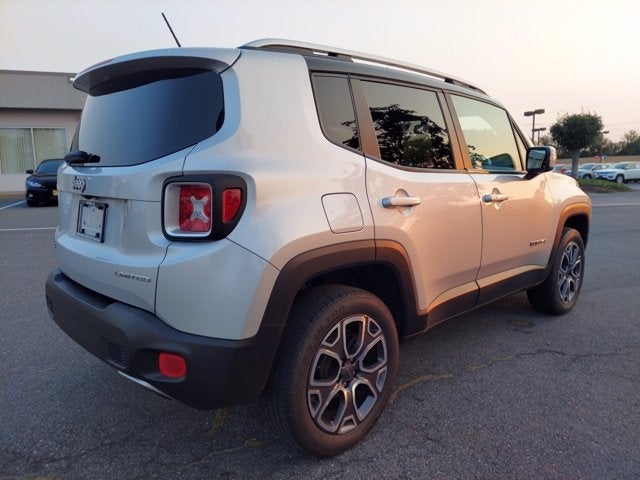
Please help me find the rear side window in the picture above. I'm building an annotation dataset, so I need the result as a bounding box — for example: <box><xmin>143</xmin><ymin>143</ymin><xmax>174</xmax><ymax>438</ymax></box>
<box><xmin>361</xmin><ymin>81</ymin><xmax>454</xmax><ymax>169</ymax></box>
<box><xmin>312</xmin><ymin>75</ymin><xmax>360</xmax><ymax>151</ymax></box>
<box><xmin>75</xmin><ymin>70</ymin><xmax>224</xmax><ymax>166</ymax></box>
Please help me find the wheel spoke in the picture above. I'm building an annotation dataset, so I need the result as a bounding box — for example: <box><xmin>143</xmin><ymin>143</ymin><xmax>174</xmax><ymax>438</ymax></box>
<box><xmin>310</xmin><ymin>385</ymin><xmax>348</xmax><ymax>433</ymax></box>
<box><xmin>310</xmin><ymin>348</ymin><xmax>342</xmax><ymax>386</ymax></box>
<box><xmin>338</xmin><ymin>385</ymin><xmax>359</xmax><ymax>433</ymax></box>
<box><xmin>342</xmin><ymin>315</ymin><xmax>366</xmax><ymax>360</ymax></box>
<box><xmin>322</xmin><ymin>323</ymin><xmax>346</xmax><ymax>358</ymax></box>
<box><xmin>349</xmin><ymin>377</ymin><xmax>380</xmax><ymax>422</ymax></box>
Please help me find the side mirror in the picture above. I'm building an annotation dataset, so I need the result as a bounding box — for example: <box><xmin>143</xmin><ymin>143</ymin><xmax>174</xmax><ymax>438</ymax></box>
<box><xmin>25</xmin><ymin>169</ymin><xmax>34</xmax><ymax>174</ymax></box>
<box><xmin>526</xmin><ymin>146</ymin><xmax>556</xmax><ymax>174</ymax></box>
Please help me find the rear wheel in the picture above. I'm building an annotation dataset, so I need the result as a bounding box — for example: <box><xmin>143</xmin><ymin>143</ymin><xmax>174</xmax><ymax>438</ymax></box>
<box><xmin>527</xmin><ymin>227</ymin><xmax>585</xmax><ymax>314</ymax></box>
<box><xmin>262</xmin><ymin>285</ymin><xmax>399</xmax><ymax>456</ymax></box>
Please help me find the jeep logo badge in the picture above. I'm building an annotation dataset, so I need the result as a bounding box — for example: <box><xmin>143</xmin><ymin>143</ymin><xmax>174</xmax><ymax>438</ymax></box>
<box><xmin>73</xmin><ymin>176</ymin><xmax>86</xmax><ymax>193</ymax></box>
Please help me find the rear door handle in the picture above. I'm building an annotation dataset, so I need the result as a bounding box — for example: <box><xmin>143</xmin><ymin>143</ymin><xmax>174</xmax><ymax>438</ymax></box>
<box><xmin>382</xmin><ymin>196</ymin><xmax>421</xmax><ymax>208</ymax></box>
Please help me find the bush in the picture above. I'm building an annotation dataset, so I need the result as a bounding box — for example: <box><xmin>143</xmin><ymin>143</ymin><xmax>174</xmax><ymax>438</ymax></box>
<box><xmin>578</xmin><ymin>178</ymin><xmax>631</xmax><ymax>192</ymax></box>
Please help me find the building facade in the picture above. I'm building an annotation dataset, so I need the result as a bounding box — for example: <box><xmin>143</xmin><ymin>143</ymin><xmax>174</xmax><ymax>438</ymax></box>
<box><xmin>0</xmin><ymin>70</ymin><xmax>86</xmax><ymax>193</ymax></box>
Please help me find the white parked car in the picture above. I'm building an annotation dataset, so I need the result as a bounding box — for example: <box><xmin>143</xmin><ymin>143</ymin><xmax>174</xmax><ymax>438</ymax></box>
<box><xmin>594</xmin><ymin>162</ymin><xmax>640</xmax><ymax>183</ymax></box>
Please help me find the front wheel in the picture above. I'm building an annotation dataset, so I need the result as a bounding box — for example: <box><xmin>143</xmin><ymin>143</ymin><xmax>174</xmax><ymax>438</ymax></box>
<box><xmin>527</xmin><ymin>227</ymin><xmax>585</xmax><ymax>315</ymax></box>
<box><xmin>615</xmin><ymin>174</ymin><xmax>625</xmax><ymax>184</ymax></box>
<box><xmin>262</xmin><ymin>285</ymin><xmax>399</xmax><ymax>456</ymax></box>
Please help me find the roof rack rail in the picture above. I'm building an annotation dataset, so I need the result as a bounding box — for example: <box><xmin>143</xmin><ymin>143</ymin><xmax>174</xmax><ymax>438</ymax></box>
<box><xmin>241</xmin><ymin>38</ymin><xmax>486</xmax><ymax>94</ymax></box>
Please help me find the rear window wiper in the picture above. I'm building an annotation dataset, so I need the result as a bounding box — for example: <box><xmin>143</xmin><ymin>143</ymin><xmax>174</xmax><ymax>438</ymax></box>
<box><xmin>64</xmin><ymin>150</ymin><xmax>101</xmax><ymax>165</ymax></box>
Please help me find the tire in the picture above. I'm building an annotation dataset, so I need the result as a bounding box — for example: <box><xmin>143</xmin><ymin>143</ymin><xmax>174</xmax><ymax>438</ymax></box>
<box><xmin>262</xmin><ymin>285</ymin><xmax>399</xmax><ymax>456</ymax></box>
<box><xmin>583</xmin><ymin>174</ymin><xmax>592</xmax><ymax>179</ymax></box>
<box><xmin>527</xmin><ymin>227</ymin><xmax>585</xmax><ymax>315</ymax></box>
<box><xmin>26</xmin><ymin>199</ymin><xmax>37</xmax><ymax>207</ymax></box>
<box><xmin>615</xmin><ymin>174</ymin><xmax>624</xmax><ymax>184</ymax></box>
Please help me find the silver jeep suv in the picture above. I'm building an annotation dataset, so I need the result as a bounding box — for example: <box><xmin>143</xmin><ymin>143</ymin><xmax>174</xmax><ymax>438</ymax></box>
<box><xmin>46</xmin><ymin>39</ymin><xmax>591</xmax><ymax>456</ymax></box>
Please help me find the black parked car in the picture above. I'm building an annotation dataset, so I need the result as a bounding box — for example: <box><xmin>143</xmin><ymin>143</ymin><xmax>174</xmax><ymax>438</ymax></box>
<box><xmin>25</xmin><ymin>158</ymin><xmax>64</xmax><ymax>206</ymax></box>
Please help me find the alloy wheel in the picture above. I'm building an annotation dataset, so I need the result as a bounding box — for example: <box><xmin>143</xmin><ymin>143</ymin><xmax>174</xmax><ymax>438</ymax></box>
<box><xmin>558</xmin><ymin>240</ymin><xmax>583</xmax><ymax>304</ymax></box>
<box><xmin>307</xmin><ymin>314</ymin><xmax>388</xmax><ymax>434</ymax></box>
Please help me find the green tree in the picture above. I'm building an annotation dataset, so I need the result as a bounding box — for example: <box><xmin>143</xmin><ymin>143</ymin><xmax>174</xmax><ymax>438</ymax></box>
<box><xmin>622</xmin><ymin>130</ymin><xmax>639</xmax><ymax>144</ymax></box>
<box><xmin>538</xmin><ymin>134</ymin><xmax>553</xmax><ymax>146</ymax></box>
<box><xmin>585</xmin><ymin>137</ymin><xmax>615</xmax><ymax>157</ymax></box>
<box><xmin>619</xmin><ymin>130</ymin><xmax>640</xmax><ymax>155</ymax></box>
<box><xmin>550</xmin><ymin>113</ymin><xmax>604</xmax><ymax>178</ymax></box>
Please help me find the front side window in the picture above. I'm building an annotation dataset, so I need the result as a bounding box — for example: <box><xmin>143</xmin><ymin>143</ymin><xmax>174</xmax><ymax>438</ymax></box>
<box><xmin>312</xmin><ymin>75</ymin><xmax>360</xmax><ymax>151</ymax></box>
<box><xmin>361</xmin><ymin>81</ymin><xmax>454</xmax><ymax>169</ymax></box>
<box><xmin>451</xmin><ymin>96</ymin><xmax>521</xmax><ymax>171</ymax></box>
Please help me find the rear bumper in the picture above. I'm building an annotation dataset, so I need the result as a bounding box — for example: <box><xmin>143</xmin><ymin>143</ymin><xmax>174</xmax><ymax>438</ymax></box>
<box><xmin>45</xmin><ymin>268</ymin><xmax>281</xmax><ymax>409</ymax></box>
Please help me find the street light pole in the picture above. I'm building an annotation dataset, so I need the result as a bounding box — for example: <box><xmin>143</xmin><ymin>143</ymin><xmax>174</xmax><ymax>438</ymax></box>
<box><xmin>533</xmin><ymin>127</ymin><xmax>547</xmax><ymax>145</ymax></box>
<box><xmin>524</xmin><ymin>108</ymin><xmax>545</xmax><ymax>144</ymax></box>
<box><xmin>599</xmin><ymin>130</ymin><xmax>610</xmax><ymax>162</ymax></box>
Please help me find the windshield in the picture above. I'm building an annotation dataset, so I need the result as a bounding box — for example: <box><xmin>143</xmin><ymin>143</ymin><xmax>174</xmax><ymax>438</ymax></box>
<box><xmin>36</xmin><ymin>159</ymin><xmax>63</xmax><ymax>174</ymax></box>
<box><xmin>75</xmin><ymin>69</ymin><xmax>224</xmax><ymax>167</ymax></box>
<box><xmin>579</xmin><ymin>163</ymin><xmax>594</xmax><ymax>170</ymax></box>
<box><xmin>613</xmin><ymin>163</ymin><xmax>627</xmax><ymax>169</ymax></box>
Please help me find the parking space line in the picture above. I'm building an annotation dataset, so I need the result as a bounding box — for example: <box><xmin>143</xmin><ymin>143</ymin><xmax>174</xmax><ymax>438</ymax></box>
<box><xmin>592</xmin><ymin>202</ymin><xmax>640</xmax><ymax>207</ymax></box>
<box><xmin>0</xmin><ymin>227</ymin><xmax>57</xmax><ymax>232</ymax></box>
<box><xmin>0</xmin><ymin>200</ymin><xmax>26</xmax><ymax>210</ymax></box>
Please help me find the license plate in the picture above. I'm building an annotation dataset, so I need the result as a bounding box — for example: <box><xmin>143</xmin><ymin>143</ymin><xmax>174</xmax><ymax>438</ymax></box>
<box><xmin>53</xmin><ymin>189</ymin><xmax>58</xmax><ymax>196</ymax></box>
<box><xmin>77</xmin><ymin>201</ymin><xmax>107</xmax><ymax>242</ymax></box>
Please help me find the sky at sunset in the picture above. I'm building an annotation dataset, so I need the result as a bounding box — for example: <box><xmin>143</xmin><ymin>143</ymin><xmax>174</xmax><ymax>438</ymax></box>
<box><xmin>1</xmin><ymin>0</ymin><xmax>639</xmax><ymax>141</ymax></box>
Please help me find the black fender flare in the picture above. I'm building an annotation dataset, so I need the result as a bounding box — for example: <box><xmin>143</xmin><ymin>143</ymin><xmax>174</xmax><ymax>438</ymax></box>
<box><xmin>252</xmin><ymin>240</ymin><xmax>420</xmax><ymax>393</ymax></box>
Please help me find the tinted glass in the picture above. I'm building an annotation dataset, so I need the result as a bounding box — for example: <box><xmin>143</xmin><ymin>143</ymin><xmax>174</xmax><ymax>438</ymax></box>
<box><xmin>77</xmin><ymin>70</ymin><xmax>224</xmax><ymax>166</ymax></box>
<box><xmin>313</xmin><ymin>75</ymin><xmax>359</xmax><ymax>151</ymax></box>
<box><xmin>361</xmin><ymin>81</ymin><xmax>453</xmax><ymax>169</ymax></box>
<box><xmin>37</xmin><ymin>159</ymin><xmax>64</xmax><ymax>174</ymax></box>
<box><xmin>451</xmin><ymin>96</ymin><xmax>520</xmax><ymax>171</ymax></box>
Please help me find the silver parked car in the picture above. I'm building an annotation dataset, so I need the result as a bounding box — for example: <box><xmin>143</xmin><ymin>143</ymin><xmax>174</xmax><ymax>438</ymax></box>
<box><xmin>46</xmin><ymin>39</ymin><xmax>591</xmax><ymax>456</ymax></box>
<box><xmin>552</xmin><ymin>164</ymin><xmax>571</xmax><ymax>175</ymax></box>
<box><xmin>594</xmin><ymin>162</ymin><xmax>640</xmax><ymax>183</ymax></box>
<box><xmin>577</xmin><ymin>162</ymin><xmax>611</xmax><ymax>179</ymax></box>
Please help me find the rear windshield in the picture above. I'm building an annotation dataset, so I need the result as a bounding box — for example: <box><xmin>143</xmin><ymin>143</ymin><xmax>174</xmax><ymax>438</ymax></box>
<box><xmin>74</xmin><ymin>69</ymin><xmax>224</xmax><ymax>166</ymax></box>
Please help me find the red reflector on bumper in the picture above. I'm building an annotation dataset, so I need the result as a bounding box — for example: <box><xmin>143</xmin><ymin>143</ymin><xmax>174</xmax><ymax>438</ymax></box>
<box><xmin>158</xmin><ymin>352</ymin><xmax>187</xmax><ymax>378</ymax></box>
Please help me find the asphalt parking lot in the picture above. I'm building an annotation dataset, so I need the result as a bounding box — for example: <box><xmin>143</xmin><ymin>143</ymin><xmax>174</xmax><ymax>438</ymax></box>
<box><xmin>1</xmin><ymin>190</ymin><xmax>639</xmax><ymax>479</ymax></box>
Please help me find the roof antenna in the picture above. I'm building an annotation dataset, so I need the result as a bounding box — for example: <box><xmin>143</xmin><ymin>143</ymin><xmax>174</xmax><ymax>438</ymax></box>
<box><xmin>161</xmin><ymin>12</ymin><xmax>182</xmax><ymax>47</ymax></box>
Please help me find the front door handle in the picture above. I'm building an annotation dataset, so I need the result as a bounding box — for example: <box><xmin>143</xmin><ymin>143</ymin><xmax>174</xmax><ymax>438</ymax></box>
<box><xmin>382</xmin><ymin>196</ymin><xmax>421</xmax><ymax>208</ymax></box>
<box><xmin>482</xmin><ymin>193</ymin><xmax>509</xmax><ymax>203</ymax></box>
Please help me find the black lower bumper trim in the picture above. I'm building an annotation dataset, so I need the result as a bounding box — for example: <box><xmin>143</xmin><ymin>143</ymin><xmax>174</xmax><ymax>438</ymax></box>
<box><xmin>45</xmin><ymin>269</ymin><xmax>282</xmax><ymax>409</ymax></box>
